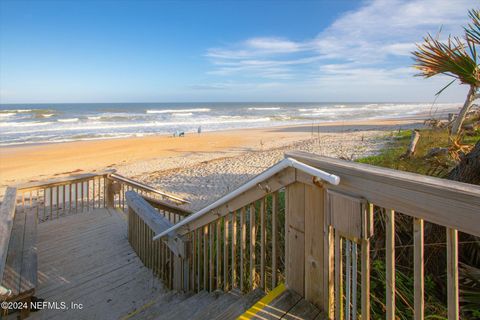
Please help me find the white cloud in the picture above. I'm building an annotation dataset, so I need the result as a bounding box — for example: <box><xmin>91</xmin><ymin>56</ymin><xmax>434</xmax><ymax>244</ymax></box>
<box><xmin>201</xmin><ymin>0</ymin><xmax>474</xmax><ymax>101</ymax></box>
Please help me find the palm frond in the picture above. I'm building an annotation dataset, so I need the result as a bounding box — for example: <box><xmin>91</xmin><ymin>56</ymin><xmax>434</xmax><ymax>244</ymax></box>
<box><xmin>465</xmin><ymin>9</ymin><xmax>480</xmax><ymax>46</ymax></box>
<box><xmin>412</xmin><ymin>33</ymin><xmax>479</xmax><ymax>87</ymax></box>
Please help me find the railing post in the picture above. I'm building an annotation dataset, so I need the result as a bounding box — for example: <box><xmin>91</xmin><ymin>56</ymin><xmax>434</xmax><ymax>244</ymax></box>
<box><xmin>285</xmin><ymin>181</ymin><xmax>306</xmax><ymax>296</ymax></box>
<box><xmin>105</xmin><ymin>177</ymin><xmax>115</xmax><ymax>208</ymax></box>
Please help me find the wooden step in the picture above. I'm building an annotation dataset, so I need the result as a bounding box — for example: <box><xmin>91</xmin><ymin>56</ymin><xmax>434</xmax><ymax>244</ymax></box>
<box><xmin>213</xmin><ymin>288</ymin><xmax>266</xmax><ymax>319</ymax></box>
<box><xmin>192</xmin><ymin>290</ymin><xmax>242</xmax><ymax>320</ymax></box>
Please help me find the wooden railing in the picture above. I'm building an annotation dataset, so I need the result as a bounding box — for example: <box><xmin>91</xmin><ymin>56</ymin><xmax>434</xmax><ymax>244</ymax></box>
<box><xmin>138</xmin><ymin>152</ymin><xmax>480</xmax><ymax>320</ymax></box>
<box><xmin>126</xmin><ymin>191</ymin><xmax>190</xmax><ymax>290</ymax></box>
<box><xmin>8</xmin><ymin>170</ymin><xmax>189</xmax><ymax>224</ymax></box>
<box><xmin>15</xmin><ymin>171</ymin><xmax>114</xmax><ymax>222</ymax></box>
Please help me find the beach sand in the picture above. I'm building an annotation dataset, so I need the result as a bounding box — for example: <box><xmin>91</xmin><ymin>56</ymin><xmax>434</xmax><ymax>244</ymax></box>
<box><xmin>0</xmin><ymin>118</ymin><xmax>423</xmax><ymax>206</ymax></box>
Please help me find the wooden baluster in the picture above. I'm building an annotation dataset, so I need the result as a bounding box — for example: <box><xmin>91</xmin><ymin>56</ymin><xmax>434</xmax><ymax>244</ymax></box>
<box><xmin>197</xmin><ymin>229</ymin><xmax>201</xmax><ymax>292</ymax></box>
<box><xmin>49</xmin><ymin>187</ymin><xmax>53</xmax><ymax>219</ymax></box>
<box><xmin>216</xmin><ymin>219</ymin><xmax>221</xmax><ymax>290</ymax></box>
<box><xmin>335</xmin><ymin>232</ymin><xmax>343</xmax><ymax>320</ymax></box>
<box><xmin>81</xmin><ymin>181</ymin><xmax>84</xmax><ymax>212</ymax></box>
<box><xmin>63</xmin><ymin>185</ymin><xmax>66</xmax><ymax>215</ymax></box>
<box><xmin>55</xmin><ymin>185</ymin><xmax>59</xmax><ymax>217</ymax></box>
<box><xmin>35</xmin><ymin>190</ymin><xmax>39</xmax><ymax>221</ymax></box>
<box><xmin>260</xmin><ymin>198</ymin><xmax>266</xmax><ymax>289</ymax></box>
<box><xmin>209</xmin><ymin>223</ymin><xmax>214</xmax><ymax>291</ymax></box>
<box><xmin>272</xmin><ymin>192</ymin><xmax>278</xmax><ymax>289</ymax></box>
<box><xmin>92</xmin><ymin>178</ymin><xmax>96</xmax><ymax>209</ymax></box>
<box><xmin>86</xmin><ymin>180</ymin><xmax>89</xmax><ymax>211</ymax></box>
<box><xmin>103</xmin><ymin>177</ymin><xmax>107</xmax><ymax>208</ymax></box>
<box><xmin>352</xmin><ymin>242</ymin><xmax>358</xmax><ymax>320</ymax></box>
<box><xmin>192</xmin><ymin>230</ymin><xmax>197</xmax><ymax>292</ymax></box>
<box><xmin>240</xmin><ymin>207</ymin><xmax>246</xmax><ymax>292</ymax></box>
<box><xmin>224</xmin><ymin>216</ymin><xmax>229</xmax><ymax>291</ymax></box>
<box><xmin>203</xmin><ymin>225</ymin><xmax>208</xmax><ymax>290</ymax></box>
<box><xmin>231</xmin><ymin>211</ymin><xmax>237</xmax><ymax>288</ymax></box>
<box><xmin>414</xmin><ymin>218</ymin><xmax>424</xmax><ymax>320</ymax></box>
<box><xmin>250</xmin><ymin>203</ymin><xmax>256</xmax><ymax>289</ymax></box>
<box><xmin>69</xmin><ymin>183</ymin><xmax>72</xmax><ymax>213</ymax></box>
<box><xmin>447</xmin><ymin>228</ymin><xmax>459</xmax><ymax>320</ymax></box>
<box><xmin>122</xmin><ymin>184</ymin><xmax>125</xmax><ymax>211</ymax></box>
<box><xmin>43</xmin><ymin>188</ymin><xmax>47</xmax><ymax>219</ymax></box>
<box><xmin>386</xmin><ymin>209</ymin><xmax>395</xmax><ymax>320</ymax></box>
<box><xmin>346</xmin><ymin>240</ymin><xmax>351</xmax><ymax>320</ymax></box>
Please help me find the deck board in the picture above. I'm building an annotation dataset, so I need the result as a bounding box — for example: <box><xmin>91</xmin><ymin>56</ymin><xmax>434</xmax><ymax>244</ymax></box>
<box><xmin>30</xmin><ymin>208</ymin><xmax>167</xmax><ymax>320</ymax></box>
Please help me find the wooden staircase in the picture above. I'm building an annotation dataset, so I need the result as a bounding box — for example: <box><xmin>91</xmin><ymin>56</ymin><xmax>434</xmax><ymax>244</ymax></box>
<box><xmin>126</xmin><ymin>288</ymin><xmax>265</xmax><ymax>319</ymax></box>
<box><xmin>126</xmin><ymin>287</ymin><xmax>323</xmax><ymax>320</ymax></box>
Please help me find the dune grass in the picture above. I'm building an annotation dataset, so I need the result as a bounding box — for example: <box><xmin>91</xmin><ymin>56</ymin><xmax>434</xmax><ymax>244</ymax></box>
<box><xmin>357</xmin><ymin>127</ymin><xmax>480</xmax><ymax>176</ymax></box>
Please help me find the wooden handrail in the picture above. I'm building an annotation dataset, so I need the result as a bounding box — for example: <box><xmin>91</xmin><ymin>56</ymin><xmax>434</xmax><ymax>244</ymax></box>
<box><xmin>109</xmin><ymin>173</ymin><xmax>189</xmax><ymax>204</ymax></box>
<box><xmin>142</xmin><ymin>195</ymin><xmax>192</xmax><ymax>216</ymax></box>
<box><xmin>0</xmin><ymin>187</ymin><xmax>17</xmax><ymax>283</ymax></box>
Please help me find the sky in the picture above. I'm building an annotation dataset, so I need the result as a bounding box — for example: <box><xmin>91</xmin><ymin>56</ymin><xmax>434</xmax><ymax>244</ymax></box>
<box><xmin>0</xmin><ymin>0</ymin><xmax>476</xmax><ymax>104</ymax></box>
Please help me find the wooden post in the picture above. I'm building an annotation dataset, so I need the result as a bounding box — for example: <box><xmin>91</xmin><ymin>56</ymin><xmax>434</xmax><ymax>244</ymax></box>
<box><xmin>285</xmin><ymin>182</ymin><xmax>305</xmax><ymax>296</ymax></box>
<box><xmin>305</xmin><ymin>185</ymin><xmax>325</xmax><ymax>308</ymax></box>
<box><xmin>403</xmin><ymin>130</ymin><xmax>420</xmax><ymax>158</ymax></box>
<box><xmin>105</xmin><ymin>177</ymin><xmax>115</xmax><ymax>208</ymax></box>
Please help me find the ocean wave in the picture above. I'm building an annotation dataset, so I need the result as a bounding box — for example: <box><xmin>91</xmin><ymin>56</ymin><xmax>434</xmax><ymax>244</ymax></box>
<box><xmin>0</xmin><ymin>113</ymin><xmax>16</xmax><ymax>118</ymax></box>
<box><xmin>146</xmin><ymin>108</ymin><xmax>211</xmax><ymax>114</ymax></box>
<box><xmin>58</xmin><ymin>118</ymin><xmax>79</xmax><ymax>123</ymax></box>
<box><xmin>248</xmin><ymin>107</ymin><xmax>280</xmax><ymax>110</ymax></box>
<box><xmin>4</xmin><ymin>117</ymin><xmax>272</xmax><ymax>134</ymax></box>
<box><xmin>0</xmin><ymin>121</ymin><xmax>54</xmax><ymax>127</ymax></box>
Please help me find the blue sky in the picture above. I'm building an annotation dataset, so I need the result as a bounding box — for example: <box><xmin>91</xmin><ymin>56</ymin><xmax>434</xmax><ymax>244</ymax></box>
<box><xmin>0</xmin><ymin>0</ymin><xmax>475</xmax><ymax>104</ymax></box>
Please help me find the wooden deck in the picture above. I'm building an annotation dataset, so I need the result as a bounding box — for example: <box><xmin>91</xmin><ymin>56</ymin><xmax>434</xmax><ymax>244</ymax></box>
<box><xmin>31</xmin><ymin>208</ymin><xmax>167</xmax><ymax>320</ymax></box>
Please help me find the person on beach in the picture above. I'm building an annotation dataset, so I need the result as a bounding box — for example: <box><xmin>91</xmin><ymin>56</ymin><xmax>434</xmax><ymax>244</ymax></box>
<box><xmin>198</xmin><ymin>126</ymin><xmax>202</xmax><ymax>134</ymax></box>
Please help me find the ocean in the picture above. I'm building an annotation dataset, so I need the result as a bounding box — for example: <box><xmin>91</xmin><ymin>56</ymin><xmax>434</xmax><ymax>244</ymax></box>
<box><xmin>0</xmin><ymin>102</ymin><xmax>460</xmax><ymax>146</ymax></box>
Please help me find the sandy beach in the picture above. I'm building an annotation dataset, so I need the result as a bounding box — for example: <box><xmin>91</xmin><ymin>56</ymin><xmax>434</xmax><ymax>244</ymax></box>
<box><xmin>0</xmin><ymin>118</ymin><xmax>423</xmax><ymax>207</ymax></box>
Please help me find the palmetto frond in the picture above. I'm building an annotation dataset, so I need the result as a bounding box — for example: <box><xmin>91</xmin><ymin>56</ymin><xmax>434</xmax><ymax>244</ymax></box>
<box><xmin>412</xmin><ymin>33</ymin><xmax>480</xmax><ymax>87</ymax></box>
<box><xmin>465</xmin><ymin>9</ymin><xmax>480</xmax><ymax>45</ymax></box>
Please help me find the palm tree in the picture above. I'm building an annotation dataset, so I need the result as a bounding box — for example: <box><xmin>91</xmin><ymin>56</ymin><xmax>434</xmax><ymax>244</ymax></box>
<box><xmin>412</xmin><ymin>9</ymin><xmax>480</xmax><ymax>137</ymax></box>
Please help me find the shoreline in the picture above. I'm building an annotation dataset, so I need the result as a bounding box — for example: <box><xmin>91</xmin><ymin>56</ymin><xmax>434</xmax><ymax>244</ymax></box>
<box><xmin>0</xmin><ymin>117</ymin><xmax>423</xmax><ymax>191</ymax></box>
